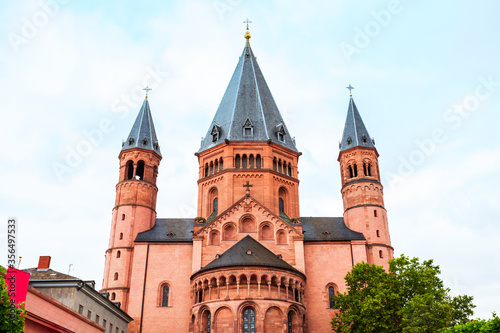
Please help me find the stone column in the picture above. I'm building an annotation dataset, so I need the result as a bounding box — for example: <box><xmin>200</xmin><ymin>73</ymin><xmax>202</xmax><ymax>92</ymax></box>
<box><xmin>277</xmin><ymin>283</ymin><xmax>281</xmax><ymax>298</ymax></box>
<box><xmin>258</xmin><ymin>282</ymin><xmax>261</xmax><ymax>297</ymax></box>
<box><xmin>217</xmin><ymin>282</ymin><xmax>220</xmax><ymax>299</ymax></box>
<box><xmin>268</xmin><ymin>281</ymin><xmax>271</xmax><ymax>297</ymax></box>
<box><xmin>285</xmin><ymin>284</ymin><xmax>289</xmax><ymax>300</ymax></box>
<box><xmin>209</xmin><ymin>286</ymin><xmax>212</xmax><ymax>300</ymax></box>
<box><xmin>236</xmin><ymin>282</ymin><xmax>240</xmax><ymax>297</ymax></box>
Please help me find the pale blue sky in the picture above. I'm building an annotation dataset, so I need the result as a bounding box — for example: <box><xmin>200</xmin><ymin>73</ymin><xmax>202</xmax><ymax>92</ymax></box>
<box><xmin>0</xmin><ymin>0</ymin><xmax>498</xmax><ymax>319</ymax></box>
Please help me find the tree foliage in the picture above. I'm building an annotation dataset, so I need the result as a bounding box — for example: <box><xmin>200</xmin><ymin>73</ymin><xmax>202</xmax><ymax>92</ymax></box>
<box><xmin>331</xmin><ymin>255</ymin><xmax>475</xmax><ymax>333</ymax></box>
<box><xmin>442</xmin><ymin>313</ymin><xmax>500</xmax><ymax>333</ymax></box>
<box><xmin>0</xmin><ymin>267</ymin><xmax>25</xmax><ymax>333</ymax></box>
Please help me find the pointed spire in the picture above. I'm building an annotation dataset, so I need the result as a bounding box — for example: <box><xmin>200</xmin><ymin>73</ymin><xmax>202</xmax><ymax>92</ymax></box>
<box><xmin>339</xmin><ymin>95</ymin><xmax>375</xmax><ymax>152</ymax></box>
<box><xmin>122</xmin><ymin>97</ymin><xmax>161</xmax><ymax>156</ymax></box>
<box><xmin>199</xmin><ymin>33</ymin><xmax>297</xmax><ymax>153</ymax></box>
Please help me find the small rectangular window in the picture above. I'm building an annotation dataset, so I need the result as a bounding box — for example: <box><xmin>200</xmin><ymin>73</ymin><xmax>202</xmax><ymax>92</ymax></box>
<box><xmin>116</xmin><ymin>328</ymin><xmax>119</xmax><ymax>333</ymax></box>
<box><xmin>95</xmin><ymin>315</ymin><xmax>99</xmax><ymax>324</ymax></box>
<box><xmin>78</xmin><ymin>304</ymin><xmax>83</xmax><ymax>314</ymax></box>
<box><xmin>110</xmin><ymin>324</ymin><xmax>113</xmax><ymax>332</ymax></box>
<box><xmin>103</xmin><ymin>319</ymin><xmax>107</xmax><ymax>328</ymax></box>
<box><xmin>87</xmin><ymin>310</ymin><xmax>92</xmax><ymax>319</ymax></box>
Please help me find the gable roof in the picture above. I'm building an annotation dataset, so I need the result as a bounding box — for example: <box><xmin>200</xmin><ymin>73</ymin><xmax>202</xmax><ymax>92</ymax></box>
<box><xmin>135</xmin><ymin>218</ymin><xmax>194</xmax><ymax>242</ymax></box>
<box><xmin>339</xmin><ymin>97</ymin><xmax>375</xmax><ymax>152</ymax></box>
<box><xmin>23</xmin><ymin>268</ymin><xmax>79</xmax><ymax>280</ymax></box>
<box><xmin>193</xmin><ymin>194</ymin><xmax>302</xmax><ymax>237</ymax></box>
<box><xmin>198</xmin><ymin>39</ymin><xmax>298</xmax><ymax>153</ymax></box>
<box><xmin>122</xmin><ymin>97</ymin><xmax>161</xmax><ymax>156</ymax></box>
<box><xmin>300</xmin><ymin>217</ymin><xmax>365</xmax><ymax>241</ymax></box>
<box><xmin>197</xmin><ymin>235</ymin><xmax>303</xmax><ymax>276</ymax></box>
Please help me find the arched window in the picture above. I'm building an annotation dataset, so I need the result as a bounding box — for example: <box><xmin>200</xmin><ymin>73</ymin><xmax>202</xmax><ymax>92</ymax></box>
<box><xmin>202</xmin><ymin>311</ymin><xmax>211</xmax><ymax>333</ymax></box>
<box><xmin>273</xmin><ymin>157</ymin><xmax>277</xmax><ymax>171</ymax></box>
<box><xmin>242</xmin><ymin>154</ymin><xmax>248</xmax><ymax>168</ymax></box>
<box><xmin>367</xmin><ymin>163</ymin><xmax>372</xmax><ymax>176</ymax></box>
<box><xmin>249</xmin><ymin>154</ymin><xmax>254</xmax><ymax>168</ymax></box>
<box><xmin>205</xmin><ymin>164</ymin><xmax>209</xmax><ymax>177</ymax></box>
<box><xmin>278</xmin><ymin>159</ymin><xmax>282</xmax><ymax>173</ymax></box>
<box><xmin>348</xmin><ymin>165</ymin><xmax>354</xmax><ymax>178</ymax></box>
<box><xmin>119</xmin><ymin>233</ymin><xmax>123</xmax><ymax>240</ymax></box>
<box><xmin>114</xmin><ymin>272</ymin><xmax>118</xmax><ymax>280</ymax></box>
<box><xmin>353</xmin><ymin>164</ymin><xmax>358</xmax><ymax>177</ymax></box>
<box><xmin>376</xmin><ymin>230</ymin><xmax>380</xmax><ymax>237</ymax></box>
<box><xmin>256</xmin><ymin>155</ymin><xmax>262</xmax><ymax>168</ymax></box>
<box><xmin>277</xmin><ymin>230</ymin><xmax>287</xmax><ymax>244</ymax></box>
<box><xmin>260</xmin><ymin>223</ymin><xmax>273</xmax><ymax>240</ymax></box>
<box><xmin>279</xmin><ymin>188</ymin><xmax>288</xmax><ymax>216</ymax></box>
<box><xmin>209</xmin><ymin>230</ymin><xmax>220</xmax><ymax>245</ymax></box>
<box><xmin>116</xmin><ymin>251</ymin><xmax>121</xmax><ymax>258</ymax></box>
<box><xmin>288</xmin><ymin>163</ymin><xmax>292</xmax><ymax>176</ymax></box>
<box><xmin>121</xmin><ymin>214</ymin><xmax>125</xmax><ymax>220</ymax></box>
<box><xmin>243</xmin><ymin>308</ymin><xmax>255</xmax><ymax>333</ymax></box>
<box><xmin>363</xmin><ymin>163</ymin><xmax>368</xmax><ymax>176</ymax></box>
<box><xmin>223</xmin><ymin>223</ymin><xmax>236</xmax><ymax>240</ymax></box>
<box><xmin>235</xmin><ymin>155</ymin><xmax>241</xmax><ymax>168</ymax></box>
<box><xmin>111</xmin><ymin>292</ymin><xmax>115</xmax><ymax>300</ymax></box>
<box><xmin>210</xmin><ymin>161</ymin><xmax>214</xmax><ymax>175</ymax></box>
<box><xmin>214</xmin><ymin>159</ymin><xmax>219</xmax><ymax>173</ymax></box>
<box><xmin>329</xmin><ymin>286</ymin><xmax>335</xmax><ymax>308</ymax></box>
<box><xmin>126</xmin><ymin>161</ymin><xmax>134</xmax><ymax>180</ymax></box>
<box><xmin>241</xmin><ymin>217</ymin><xmax>255</xmax><ymax>233</ymax></box>
<box><xmin>219</xmin><ymin>157</ymin><xmax>223</xmax><ymax>170</ymax></box>
<box><xmin>153</xmin><ymin>165</ymin><xmax>158</xmax><ymax>183</ymax></box>
<box><xmin>212</xmin><ymin>198</ymin><xmax>218</xmax><ymax>215</ymax></box>
<box><xmin>379</xmin><ymin>250</ymin><xmax>383</xmax><ymax>258</ymax></box>
<box><xmin>374</xmin><ymin>210</ymin><xmax>378</xmax><ymax>217</ymax></box>
<box><xmin>136</xmin><ymin>161</ymin><xmax>145</xmax><ymax>180</ymax></box>
<box><xmin>295</xmin><ymin>289</ymin><xmax>299</xmax><ymax>302</ymax></box>
<box><xmin>198</xmin><ymin>289</ymin><xmax>203</xmax><ymax>303</ymax></box>
<box><xmin>288</xmin><ymin>312</ymin><xmax>292</xmax><ymax>333</ymax></box>
<box><xmin>161</xmin><ymin>285</ymin><xmax>169</xmax><ymax>307</ymax></box>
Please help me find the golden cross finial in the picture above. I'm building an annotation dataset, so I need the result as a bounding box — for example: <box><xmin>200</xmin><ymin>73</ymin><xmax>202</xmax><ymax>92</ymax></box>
<box><xmin>143</xmin><ymin>85</ymin><xmax>152</xmax><ymax>98</ymax></box>
<box><xmin>346</xmin><ymin>84</ymin><xmax>355</xmax><ymax>96</ymax></box>
<box><xmin>243</xmin><ymin>18</ymin><xmax>252</xmax><ymax>39</ymax></box>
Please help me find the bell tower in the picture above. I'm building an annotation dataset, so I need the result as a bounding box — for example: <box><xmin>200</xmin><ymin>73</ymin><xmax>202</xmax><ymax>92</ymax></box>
<box><xmin>194</xmin><ymin>27</ymin><xmax>301</xmax><ymax>223</ymax></box>
<box><xmin>101</xmin><ymin>90</ymin><xmax>162</xmax><ymax>310</ymax></box>
<box><xmin>338</xmin><ymin>88</ymin><xmax>393</xmax><ymax>267</ymax></box>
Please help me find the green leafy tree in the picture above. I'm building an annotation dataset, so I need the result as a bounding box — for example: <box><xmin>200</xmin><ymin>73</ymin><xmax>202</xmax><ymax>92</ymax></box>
<box><xmin>442</xmin><ymin>313</ymin><xmax>500</xmax><ymax>333</ymax></box>
<box><xmin>331</xmin><ymin>255</ymin><xmax>475</xmax><ymax>333</ymax></box>
<box><xmin>0</xmin><ymin>267</ymin><xmax>25</xmax><ymax>333</ymax></box>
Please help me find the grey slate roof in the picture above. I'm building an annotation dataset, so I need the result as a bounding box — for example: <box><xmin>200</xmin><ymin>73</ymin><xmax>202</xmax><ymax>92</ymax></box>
<box><xmin>198</xmin><ymin>40</ymin><xmax>298</xmax><ymax>153</ymax></box>
<box><xmin>122</xmin><ymin>97</ymin><xmax>161</xmax><ymax>156</ymax></box>
<box><xmin>301</xmin><ymin>217</ymin><xmax>365</xmax><ymax>241</ymax></box>
<box><xmin>198</xmin><ymin>235</ymin><xmax>302</xmax><ymax>275</ymax></box>
<box><xmin>339</xmin><ymin>97</ymin><xmax>375</xmax><ymax>152</ymax></box>
<box><xmin>135</xmin><ymin>218</ymin><xmax>194</xmax><ymax>242</ymax></box>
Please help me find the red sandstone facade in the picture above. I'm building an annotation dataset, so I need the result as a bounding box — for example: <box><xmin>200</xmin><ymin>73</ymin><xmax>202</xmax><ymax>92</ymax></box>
<box><xmin>101</xmin><ymin>33</ymin><xmax>394</xmax><ymax>333</ymax></box>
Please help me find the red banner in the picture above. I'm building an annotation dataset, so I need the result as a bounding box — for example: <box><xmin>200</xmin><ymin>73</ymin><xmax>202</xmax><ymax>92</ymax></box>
<box><xmin>6</xmin><ymin>267</ymin><xmax>30</xmax><ymax>307</ymax></box>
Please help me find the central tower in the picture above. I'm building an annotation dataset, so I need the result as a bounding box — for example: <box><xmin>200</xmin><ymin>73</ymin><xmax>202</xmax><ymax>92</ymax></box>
<box><xmin>195</xmin><ymin>27</ymin><xmax>301</xmax><ymax>224</ymax></box>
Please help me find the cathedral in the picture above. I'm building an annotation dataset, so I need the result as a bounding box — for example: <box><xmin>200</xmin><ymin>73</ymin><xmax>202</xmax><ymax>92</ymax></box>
<box><xmin>101</xmin><ymin>26</ymin><xmax>393</xmax><ymax>333</ymax></box>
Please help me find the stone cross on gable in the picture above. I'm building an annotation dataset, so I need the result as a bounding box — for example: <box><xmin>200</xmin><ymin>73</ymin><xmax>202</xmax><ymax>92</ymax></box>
<box><xmin>243</xmin><ymin>181</ymin><xmax>253</xmax><ymax>196</ymax></box>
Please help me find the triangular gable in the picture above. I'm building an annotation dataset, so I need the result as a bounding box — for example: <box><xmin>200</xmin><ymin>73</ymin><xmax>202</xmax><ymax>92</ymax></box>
<box><xmin>193</xmin><ymin>194</ymin><xmax>302</xmax><ymax>237</ymax></box>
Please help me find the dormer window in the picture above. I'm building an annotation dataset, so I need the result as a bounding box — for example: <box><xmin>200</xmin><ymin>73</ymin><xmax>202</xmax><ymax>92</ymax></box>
<box><xmin>246</xmin><ymin>249</ymin><xmax>252</xmax><ymax>255</ymax></box>
<box><xmin>142</xmin><ymin>137</ymin><xmax>148</xmax><ymax>145</ymax></box>
<box><xmin>347</xmin><ymin>137</ymin><xmax>352</xmax><ymax>145</ymax></box>
<box><xmin>362</xmin><ymin>135</ymin><xmax>367</xmax><ymax>144</ymax></box>
<box><xmin>211</xmin><ymin>124</ymin><xmax>220</xmax><ymax>142</ymax></box>
<box><xmin>276</xmin><ymin>124</ymin><xmax>286</xmax><ymax>143</ymax></box>
<box><xmin>128</xmin><ymin>137</ymin><xmax>135</xmax><ymax>145</ymax></box>
<box><xmin>167</xmin><ymin>232</ymin><xmax>175</xmax><ymax>236</ymax></box>
<box><xmin>322</xmin><ymin>230</ymin><xmax>331</xmax><ymax>235</ymax></box>
<box><xmin>243</xmin><ymin>118</ymin><xmax>253</xmax><ymax>137</ymax></box>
